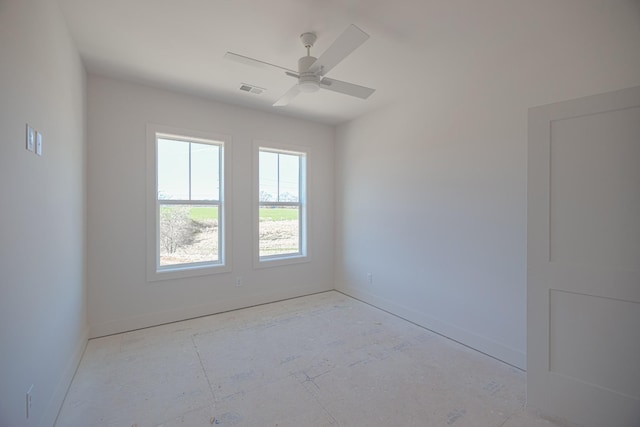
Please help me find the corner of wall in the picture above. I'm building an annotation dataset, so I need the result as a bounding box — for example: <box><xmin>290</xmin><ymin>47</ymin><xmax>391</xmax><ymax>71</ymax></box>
<box><xmin>45</xmin><ymin>325</ymin><xmax>89</xmax><ymax>427</ymax></box>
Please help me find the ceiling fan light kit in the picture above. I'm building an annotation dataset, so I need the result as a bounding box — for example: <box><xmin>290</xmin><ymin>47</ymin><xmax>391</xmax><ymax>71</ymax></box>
<box><xmin>225</xmin><ymin>24</ymin><xmax>376</xmax><ymax>106</ymax></box>
<box><xmin>297</xmin><ymin>55</ymin><xmax>321</xmax><ymax>93</ymax></box>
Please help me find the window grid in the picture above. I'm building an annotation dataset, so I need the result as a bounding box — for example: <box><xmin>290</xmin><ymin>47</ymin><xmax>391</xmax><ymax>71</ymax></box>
<box><xmin>258</xmin><ymin>147</ymin><xmax>306</xmax><ymax>260</ymax></box>
<box><xmin>156</xmin><ymin>134</ymin><xmax>224</xmax><ymax>270</ymax></box>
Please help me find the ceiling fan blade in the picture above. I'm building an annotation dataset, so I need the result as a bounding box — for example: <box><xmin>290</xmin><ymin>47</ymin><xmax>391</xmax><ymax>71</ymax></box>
<box><xmin>309</xmin><ymin>24</ymin><xmax>369</xmax><ymax>76</ymax></box>
<box><xmin>319</xmin><ymin>77</ymin><xmax>375</xmax><ymax>99</ymax></box>
<box><xmin>273</xmin><ymin>84</ymin><xmax>301</xmax><ymax>106</ymax></box>
<box><xmin>224</xmin><ymin>52</ymin><xmax>296</xmax><ymax>74</ymax></box>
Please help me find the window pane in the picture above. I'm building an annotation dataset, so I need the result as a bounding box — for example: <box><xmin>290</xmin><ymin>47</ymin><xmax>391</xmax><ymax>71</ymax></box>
<box><xmin>191</xmin><ymin>142</ymin><xmax>220</xmax><ymax>200</ymax></box>
<box><xmin>278</xmin><ymin>153</ymin><xmax>299</xmax><ymax>202</ymax></box>
<box><xmin>259</xmin><ymin>151</ymin><xmax>278</xmax><ymax>202</ymax></box>
<box><xmin>158</xmin><ymin>138</ymin><xmax>189</xmax><ymax>200</ymax></box>
<box><xmin>159</xmin><ymin>204</ymin><xmax>219</xmax><ymax>266</ymax></box>
<box><xmin>259</xmin><ymin>206</ymin><xmax>299</xmax><ymax>257</ymax></box>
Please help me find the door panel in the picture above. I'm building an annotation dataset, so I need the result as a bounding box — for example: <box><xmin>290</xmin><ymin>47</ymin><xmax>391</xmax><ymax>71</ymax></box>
<box><xmin>549</xmin><ymin>290</ymin><xmax>640</xmax><ymax>399</ymax></box>
<box><xmin>549</xmin><ymin>107</ymin><xmax>640</xmax><ymax>269</ymax></box>
<box><xmin>528</xmin><ymin>87</ymin><xmax>640</xmax><ymax>427</ymax></box>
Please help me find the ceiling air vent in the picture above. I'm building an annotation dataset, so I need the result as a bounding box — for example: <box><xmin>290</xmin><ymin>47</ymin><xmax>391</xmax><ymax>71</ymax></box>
<box><xmin>239</xmin><ymin>83</ymin><xmax>265</xmax><ymax>95</ymax></box>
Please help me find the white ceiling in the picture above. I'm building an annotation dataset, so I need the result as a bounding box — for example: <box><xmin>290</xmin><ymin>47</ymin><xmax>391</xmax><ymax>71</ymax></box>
<box><xmin>56</xmin><ymin>0</ymin><xmax>540</xmax><ymax>125</ymax></box>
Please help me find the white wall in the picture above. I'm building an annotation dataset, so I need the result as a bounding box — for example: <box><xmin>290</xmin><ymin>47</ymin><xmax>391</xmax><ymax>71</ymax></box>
<box><xmin>0</xmin><ymin>0</ymin><xmax>87</xmax><ymax>426</ymax></box>
<box><xmin>335</xmin><ymin>0</ymin><xmax>640</xmax><ymax>369</ymax></box>
<box><xmin>87</xmin><ymin>75</ymin><xmax>334</xmax><ymax>337</ymax></box>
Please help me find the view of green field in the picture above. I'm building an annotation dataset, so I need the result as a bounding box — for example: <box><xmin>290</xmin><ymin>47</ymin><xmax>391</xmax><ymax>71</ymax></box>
<box><xmin>188</xmin><ymin>206</ymin><xmax>218</xmax><ymax>220</ymax></box>
<box><xmin>185</xmin><ymin>206</ymin><xmax>298</xmax><ymax>221</ymax></box>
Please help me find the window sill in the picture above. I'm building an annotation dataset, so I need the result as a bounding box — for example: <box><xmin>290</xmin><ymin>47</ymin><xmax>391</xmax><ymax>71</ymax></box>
<box><xmin>254</xmin><ymin>254</ymin><xmax>309</xmax><ymax>270</ymax></box>
<box><xmin>147</xmin><ymin>262</ymin><xmax>231</xmax><ymax>282</ymax></box>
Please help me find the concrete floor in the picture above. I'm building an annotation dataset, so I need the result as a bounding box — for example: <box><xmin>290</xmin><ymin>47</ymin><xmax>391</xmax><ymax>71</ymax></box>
<box><xmin>55</xmin><ymin>291</ymin><xmax>564</xmax><ymax>427</ymax></box>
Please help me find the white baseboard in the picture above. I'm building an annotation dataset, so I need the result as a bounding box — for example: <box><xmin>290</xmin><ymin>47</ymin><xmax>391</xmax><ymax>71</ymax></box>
<box><xmin>42</xmin><ymin>324</ymin><xmax>89</xmax><ymax>427</ymax></box>
<box><xmin>89</xmin><ymin>284</ymin><xmax>333</xmax><ymax>338</ymax></box>
<box><xmin>337</xmin><ymin>284</ymin><xmax>526</xmax><ymax>370</ymax></box>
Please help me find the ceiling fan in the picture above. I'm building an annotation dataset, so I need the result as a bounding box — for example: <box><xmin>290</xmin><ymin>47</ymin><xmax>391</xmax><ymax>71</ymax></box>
<box><xmin>225</xmin><ymin>24</ymin><xmax>375</xmax><ymax>107</ymax></box>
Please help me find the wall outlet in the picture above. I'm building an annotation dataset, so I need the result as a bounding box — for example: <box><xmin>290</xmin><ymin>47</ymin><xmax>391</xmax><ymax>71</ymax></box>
<box><xmin>235</xmin><ymin>277</ymin><xmax>243</xmax><ymax>287</ymax></box>
<box><xmin>26</xmin><ymin>384</ymin><xmax>33</xmax><ymax>419</ymax></box>
<box><xmin>367</xmin><ymin>273</ymin><xmax>373</xmax><ymax>284</ymax></box>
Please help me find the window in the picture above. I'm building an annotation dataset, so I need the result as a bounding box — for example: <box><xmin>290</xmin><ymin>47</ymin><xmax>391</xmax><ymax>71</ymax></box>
<box><xmin>147</xmin><ymin>125</ymin><xmax>230</xmax><ymax>280</ymax></box>
<box><xmin>256</xmin><ymin>145</ymin><xmax>307</xmax><ymax>265</ymax></box>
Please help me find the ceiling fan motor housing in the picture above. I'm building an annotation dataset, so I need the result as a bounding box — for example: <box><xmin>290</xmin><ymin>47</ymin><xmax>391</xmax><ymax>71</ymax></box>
<box><xmin>298</xmin><ymin>56</ymin><xmax>320</xmax><ymax>92</ymax></box>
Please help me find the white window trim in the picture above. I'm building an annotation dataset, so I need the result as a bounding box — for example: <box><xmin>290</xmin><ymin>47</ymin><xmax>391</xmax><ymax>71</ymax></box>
<box><xmin>146</xmin><ymin>124</ymin><xmax>232</xmax><ymax>281</ymax></box>
<box><xmin>253</xmin><ymin>140</ymin><xmax>310</xmax><ymax>269</ymax></box>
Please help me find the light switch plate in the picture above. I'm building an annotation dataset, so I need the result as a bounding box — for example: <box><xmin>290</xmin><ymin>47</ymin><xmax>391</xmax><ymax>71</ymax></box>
<box><xmin>26</xmin><ymin>124</ymin><xmax>35</xmax><ymax>152</ymax></box>
<box><xmin>36</xmin><ymin>132</ymin><xmax>42</xmax><ymax>156</ymax></box>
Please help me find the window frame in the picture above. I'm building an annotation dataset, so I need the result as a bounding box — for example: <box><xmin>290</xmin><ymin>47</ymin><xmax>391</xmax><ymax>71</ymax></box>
<box><xmin>146</xmin><ymin>124</ymin><xmax>232</xmax><ymax>281</ymax></box>
<box><xmin>253</xmin><ymin>140</ymin><xmax>309</xmax><ymax>268</ymax></box>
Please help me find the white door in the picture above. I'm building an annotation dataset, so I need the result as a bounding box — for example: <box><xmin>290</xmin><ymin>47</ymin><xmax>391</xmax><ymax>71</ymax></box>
<box><xmin>527</xmin><ymin>86</ymin><xmax>640</xmax><ymax>427</ymax></box>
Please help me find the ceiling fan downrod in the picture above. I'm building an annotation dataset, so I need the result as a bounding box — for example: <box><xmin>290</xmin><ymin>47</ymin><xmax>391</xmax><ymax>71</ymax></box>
<box><xmin>298</xmin><ymin>32</ymin><xmax>320</xmax><ymax>92</ymax></box>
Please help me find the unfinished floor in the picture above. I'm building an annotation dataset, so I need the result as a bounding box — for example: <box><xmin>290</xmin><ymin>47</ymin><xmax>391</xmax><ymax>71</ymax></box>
<box><xmin>55</xmin><ymin>291</ymin><xmax>563</xmax><ymax>427</ymax></box>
